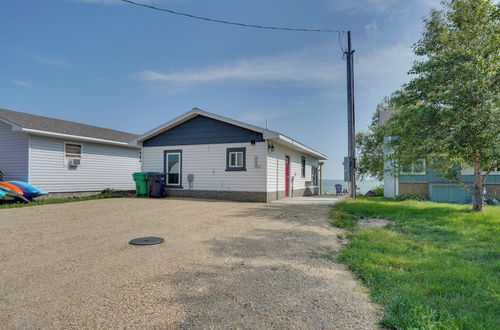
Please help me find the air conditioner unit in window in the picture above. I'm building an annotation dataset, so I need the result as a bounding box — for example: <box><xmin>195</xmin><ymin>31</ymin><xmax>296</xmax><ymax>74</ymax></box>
<box><xmin>68</xmin><ymin>158</ymin><xmax>81</xmax><ymax>166</ymax></box>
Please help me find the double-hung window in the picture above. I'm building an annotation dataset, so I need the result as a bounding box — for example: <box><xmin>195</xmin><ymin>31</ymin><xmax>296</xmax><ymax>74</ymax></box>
<box><xmin>165</xmin><ymin>150</ymin><xmax>182</xmax><ymax>187</ymax></box>
<box><xmin>226</xmin><ymin>148</ymin><xmax>246</xmax><ymax>171</ymax></box>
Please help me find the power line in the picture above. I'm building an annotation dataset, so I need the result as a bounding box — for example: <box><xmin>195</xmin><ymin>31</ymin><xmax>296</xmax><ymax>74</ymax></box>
<box><xmin>119</xmin><ymin>0</ymin><xmax>343</xmax><ymax>34</ymax></box>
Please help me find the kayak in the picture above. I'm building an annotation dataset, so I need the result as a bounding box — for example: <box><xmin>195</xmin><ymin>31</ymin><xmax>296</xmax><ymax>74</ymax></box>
<box><xmin>0</xmin><ymin>182</ymin><xmax>24</xmax><ymax>195</ymax></box>
<box><xmin>7</xmin><ymin>181</ymin><xmax>46</xmax><ymax>199</ymax></box>
<box><xmin>0</xmin><ymin>189</ymin><xmax>5</xmax><ymax>198</ymax></box>
<box><xmin>0</xmin><ymin>186</ymin><xmax>30</xmax><ymax>203</ymax></box>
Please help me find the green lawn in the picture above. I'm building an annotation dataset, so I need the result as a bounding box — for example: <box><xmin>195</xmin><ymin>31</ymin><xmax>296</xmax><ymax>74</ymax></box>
<box><xmin>331</xmin><ymin>197</ymin><xmax>499</xmax><ymax>329</ymax></box>
<box><xmin>0</xmin><ymin>192</ymin><xmax>127</xmax><ymax>209</ymax></box>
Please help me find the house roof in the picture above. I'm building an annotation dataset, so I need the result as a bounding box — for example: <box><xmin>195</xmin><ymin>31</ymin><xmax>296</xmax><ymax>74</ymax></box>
<box><xmin>0</xmin><ymin>108</ymin><xmax>138</xmax><ymax>146</ymax></box>
<box><xmin>132</xmin><ymin>108</ymin><xmax>327</xmax><ymax>160</ymax></box>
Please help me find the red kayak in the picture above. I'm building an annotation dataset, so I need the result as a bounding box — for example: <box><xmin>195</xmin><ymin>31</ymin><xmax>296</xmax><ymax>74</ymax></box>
<box><xmin>0</xmin><ymin>182</ymin><xmax>24</xmax><ymax>195</ymax></box>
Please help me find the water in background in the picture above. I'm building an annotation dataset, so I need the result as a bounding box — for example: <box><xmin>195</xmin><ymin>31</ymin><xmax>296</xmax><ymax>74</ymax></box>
<box><xmin>322</xmin><ymin>179</ymin><xmax>382</xmax><ymax>195</ymax></box>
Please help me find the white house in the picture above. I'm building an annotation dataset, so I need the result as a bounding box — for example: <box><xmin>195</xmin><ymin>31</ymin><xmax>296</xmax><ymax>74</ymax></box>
<box><xmin>132</xmin><ymin>108</ymin><xmax>327</xmax><ymax>202</ymax></box>
<box><xmin>0</xmin><ymin>108</ymin><xmax>141</xmax><ymax>194</ymax></box>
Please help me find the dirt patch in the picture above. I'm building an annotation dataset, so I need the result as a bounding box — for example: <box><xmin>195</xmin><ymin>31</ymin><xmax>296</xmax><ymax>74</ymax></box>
<box><xmin>0</xmin><ymin>198</ymin><xmax>379</xmax><ymax>329</ymax></box>
<box><xmin>358</xmin><ymin>218</ymin><xmax>393</xmax><ymax>229</ymax></box>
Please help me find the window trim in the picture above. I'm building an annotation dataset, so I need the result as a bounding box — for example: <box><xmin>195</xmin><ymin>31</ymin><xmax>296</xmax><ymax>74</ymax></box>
<box><xmin>163</xmin><ymin>150</ymin><xmax>182</xmax><ymax>188</ymax></box>
<box><xmin>226</xmin><ymin>147</ymin><xmax>246</xmax><ymax>171</ymax></box>
<box><xmin>301</xmin><ymin>156</ymin><xmax>306</xmax><ymax>178</ymax></box>
<box><xmin>401</xmin><ymin>159</ymin><xmax>426</xmax><ymax>175</ymax></box>
<box><xmin>64</xmin><ymin>142</ymin><xmax>82</xmax><ymax>165</ymax></box>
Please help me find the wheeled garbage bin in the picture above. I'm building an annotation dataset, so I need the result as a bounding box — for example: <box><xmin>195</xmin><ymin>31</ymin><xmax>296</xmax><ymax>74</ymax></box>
<box><xmin>146</xmin><ymin>172</ymin><xmax>167</xmax><ymax>198</ymax></box>
<box><xmin>132</xmin><ymin>172</ymin><xmax>148</xmax><ymax>197</ymax></box>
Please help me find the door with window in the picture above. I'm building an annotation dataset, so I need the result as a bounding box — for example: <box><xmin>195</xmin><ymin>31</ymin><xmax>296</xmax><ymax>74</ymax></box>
<box><xmin>164</xmin><ymin>151</ymin><xmax>182</xmax><ymax>187</ymax></box>
<box><xmin>285</xmin><ymin>156</ymin><xmax>290</xmax><ymax>197</ymax></box>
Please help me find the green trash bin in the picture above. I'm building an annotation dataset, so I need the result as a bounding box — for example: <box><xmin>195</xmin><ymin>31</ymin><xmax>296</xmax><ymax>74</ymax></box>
<box><xmin>132</xmin><ymin>172</ymin><xmax>148</xmax><ymax>197</ymax></box>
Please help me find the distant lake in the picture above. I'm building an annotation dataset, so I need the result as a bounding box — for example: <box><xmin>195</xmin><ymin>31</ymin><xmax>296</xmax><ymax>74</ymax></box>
<box><xmin>323</xmin><ymin>179</ymin><xmax>381</xmax><ymax>194</ymax></box>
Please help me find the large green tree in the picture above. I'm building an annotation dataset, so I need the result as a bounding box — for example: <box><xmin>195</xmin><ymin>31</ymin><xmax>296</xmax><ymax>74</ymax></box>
<box><xmin>387</xmin><ymin>0</ymin><xmax>499</xmax><ymax>211</ymax></box>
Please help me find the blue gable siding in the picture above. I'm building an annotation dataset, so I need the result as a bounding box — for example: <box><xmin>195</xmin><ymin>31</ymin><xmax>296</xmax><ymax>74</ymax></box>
<box><xmin>400</xmin><ymin>166</ymin><xmax>500</xmax><ymax>184</ymax></box>
<box><xmin>143</xmin><ymin>115</ymin><xmax>264</xmax><ymax>147</ymax></box>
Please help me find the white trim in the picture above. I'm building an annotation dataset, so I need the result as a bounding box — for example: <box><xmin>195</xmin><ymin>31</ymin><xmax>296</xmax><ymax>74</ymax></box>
<box><xmin>228</xmin><ymin>151</ymin><xmax>244</xmax><ymax>168</ymax></box>
<box><xmin>165</xmin><ymin>152</ymin><xmax>181</xmax><ymax>186</ymax></box>
<box><xmin>64</xmin><ymin>142</ymin><xmax>83</xmax><ymax>166</ymax></box>
<box><xmin>0</xmin><ymin>117</ymin><xmax>22</xmax><ymax>131</ymax></box>
<box><xmin>20</xmin><ymin>128</ymin><xmax>138</xmax><ymax>148</ymax></box>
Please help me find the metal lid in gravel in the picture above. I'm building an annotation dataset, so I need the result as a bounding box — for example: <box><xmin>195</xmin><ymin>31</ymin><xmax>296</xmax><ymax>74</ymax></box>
<box><xmin>129</xmin><ymin>237</ymin><xmax>164</xmax><ymax>246</ymax></box>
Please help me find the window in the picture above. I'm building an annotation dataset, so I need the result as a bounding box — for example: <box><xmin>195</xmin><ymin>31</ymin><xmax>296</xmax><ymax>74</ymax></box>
<box><xmin>226</xmin><ymin>147</ymin><xmax>246</xmax><ymax>171</ymax></box>
<box><xmin>311</xmin><ymin>166</ymin><xmax>319</xmax><ymax>186</ymax></box>
<box><xmin>401</xmin><ymin>159</ymin><xmax>426</xmax><ymax>175</ymax></box>
<box><xmin>301</xmin><ymin>156</ymin><xmax>306</xmax><ymax>178</ymax></box>
<box><xmin>164</xmin><ymin>150</ymin><xmax>182</xmax><ymax>187</ymax></box>
<box><xmin>65</xmin><ymin>143</ymin><xmax>81</xmax><ymax>165</ymax></box>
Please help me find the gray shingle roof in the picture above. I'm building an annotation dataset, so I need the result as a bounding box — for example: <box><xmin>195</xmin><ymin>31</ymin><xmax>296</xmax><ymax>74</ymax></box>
<box><xmin>0</xmin><ymin>108</ymin><xmax>138</xmax><ymax>143</ymax></box>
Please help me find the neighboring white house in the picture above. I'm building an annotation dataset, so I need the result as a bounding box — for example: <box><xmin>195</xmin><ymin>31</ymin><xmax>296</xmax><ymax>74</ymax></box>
<box><xmin>0</xmin><ymin>108</ymin><xmax>141</xmax><ymax>194</ymax></box>
<box><xmin>131</xmin><ymin>108</ymin><xmax>327</xmax><ymax>202</ymax></box>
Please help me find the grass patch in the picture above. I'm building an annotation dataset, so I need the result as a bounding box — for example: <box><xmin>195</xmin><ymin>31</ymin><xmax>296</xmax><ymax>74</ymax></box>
<box><xmin>0</xmin><ymin>192</ymin><xmax>129</xmax><ymax>209</ymax></box>
<box><xmin>331</xmin><ymin>197</ymin><xmax>500</xmax><ymax>329</ymax></box>
<box><xmin>329</xmin><ymin>200</ymin><xmax>360</xmax><ymax>229</ymax></box>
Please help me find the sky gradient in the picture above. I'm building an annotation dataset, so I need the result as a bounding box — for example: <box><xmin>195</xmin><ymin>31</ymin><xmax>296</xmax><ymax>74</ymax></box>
<box><xmin>0</xmin><ymin>0</ymin><xmax>440</xmax><ymax>178</ymax></box>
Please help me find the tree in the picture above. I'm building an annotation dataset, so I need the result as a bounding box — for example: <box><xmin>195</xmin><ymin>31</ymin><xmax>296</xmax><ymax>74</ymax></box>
<box><xmin>387</xmin><ymin>0</ymin><xmax>499</xmax><ymax>211</ymax></box>
<box><xmin>356</xmin><ymin>94</ymin><xmax>400</xmax><ymax>181</ymax></box>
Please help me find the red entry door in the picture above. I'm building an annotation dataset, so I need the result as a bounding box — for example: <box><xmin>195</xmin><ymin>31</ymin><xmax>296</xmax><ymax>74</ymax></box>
<box><xmin>285</xmin><ymin>156</ymin><xmax>290</xmax><ymax>197</ymax></box>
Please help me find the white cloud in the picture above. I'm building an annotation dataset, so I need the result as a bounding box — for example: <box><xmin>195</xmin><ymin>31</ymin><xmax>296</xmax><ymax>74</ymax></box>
<box><xmin>239</xmin><ymin>105</ymin><xmax>304</xmax><ymax>126</ymax></box>
<box><xmin>69</xmin><ymin>0</ymin><xmax>178</xmax><ymax>5</ymax></box>
<box><xmin>365</xmin><ymin>19</ymin><xmax>379</xmax><ymax>31</ymax></box>
<box><xmin>135</xmin><ymin>47</ymin><xmax>345</xmax><ymax>93</ymax></box>
<box><xmin>329</xmin><ymin>0</ymin><xmax>399</xmax><ymax>13</ymax></box>
<box><xmin>11</xmin><ymin>80</ymin><xmax>32</xmax><ymax>88</ymax></box>
<box><xmin>16</xmin><ymin>51</ymin><xmax>72</xmax><ymax>68</ymax></box>
<box><xmin>135</xmin><ymin>41</ymin><xmax>416</xmax><ymax>94</ymax></box>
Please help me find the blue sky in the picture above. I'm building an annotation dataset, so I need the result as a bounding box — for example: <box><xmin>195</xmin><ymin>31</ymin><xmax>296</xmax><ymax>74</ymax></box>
<box><xmin>0</xmin><ymin>0</ymin><xmax>439</xmax><ymax>178</ymax></box>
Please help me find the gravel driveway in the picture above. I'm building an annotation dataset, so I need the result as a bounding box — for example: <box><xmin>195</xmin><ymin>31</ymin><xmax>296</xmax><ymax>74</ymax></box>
<box><xmin>0</xmin><ymin>198</ymin><xmax>378</xmax><ymax>329</ymax></box>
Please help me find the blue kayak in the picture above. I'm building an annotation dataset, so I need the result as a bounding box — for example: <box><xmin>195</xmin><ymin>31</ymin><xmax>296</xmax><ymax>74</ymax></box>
<box><xmin>0</xmin><ymin>189</ymin><xmax>5</xmax><ymax>198</ymax></box>
<box><xmin>0</xmin><ymin>185</ymin><xmax>30</xmax><ymax>203</ymax></box>
<box><xmin>7</xmin><ymin>181</ymin><xmax>46</xmax><ymax>199</ymax></box>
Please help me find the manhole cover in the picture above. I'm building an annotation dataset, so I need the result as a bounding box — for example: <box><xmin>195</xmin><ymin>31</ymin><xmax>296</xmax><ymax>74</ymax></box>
<box><xmin>129</xmin><ymin>237</ymin><xmax>164</xmax><ymax>246</ymax></box>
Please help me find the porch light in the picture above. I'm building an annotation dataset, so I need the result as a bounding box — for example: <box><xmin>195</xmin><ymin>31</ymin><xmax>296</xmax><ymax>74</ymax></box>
<box><xmin>268</xmin><ymin>144</ymin><xmax>275</xmax><ymax>152</ymax></box>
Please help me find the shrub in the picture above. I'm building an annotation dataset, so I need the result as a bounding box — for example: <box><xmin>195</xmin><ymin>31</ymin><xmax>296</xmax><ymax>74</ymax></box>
<box><xmin>395</xmin><ymin>193</ymin><xmax>427</xmax><ymax>201</ymax></box>
<box><xmin>372</xmin><ymin>185</ymin><xmax>384</xmax><ymax>197</ymax></box>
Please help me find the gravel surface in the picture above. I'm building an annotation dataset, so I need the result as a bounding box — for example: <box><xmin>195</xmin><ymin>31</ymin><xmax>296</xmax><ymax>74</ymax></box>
<box><xmin>0</xmin><ymin>198</ymin><xmax>379</xmax><ymax>329</ymax></box>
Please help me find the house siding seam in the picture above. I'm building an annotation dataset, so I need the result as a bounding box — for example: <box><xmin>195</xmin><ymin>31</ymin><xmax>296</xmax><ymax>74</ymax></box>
<box><xmin>399</xmin><ymin>167</ymin><xmax>500</xmax><ymax>184</ymax></box>
<box><xmin>141</xmin><ymin>142</ymin><xmax>267</xmax><ymax>193</ymax></box>
<box><xmin>29</xmin><ymin>135</ymin><xmax>141</xmax><ymax>192</ymax></box>
<box><xmin>0</xmin><ymin>121</ymin><xmax>29</xmax><ymax>181</ymax></box>
<box><xmin>266</xmin><ymin>142</ymin><xmax>319</xmax><ymax>193</ymax></box>
<box><xmin>143</xmin><ymin>115</ymin><xmax>264</xmax><ymax>147</ymax></box>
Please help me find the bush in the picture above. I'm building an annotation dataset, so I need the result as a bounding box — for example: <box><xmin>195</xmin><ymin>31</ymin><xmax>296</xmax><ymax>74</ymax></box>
<box><xmin>372</xmin><ymin>185</ymin><xmax>384</xmax><ymax>197</ymax></box>
<box><xmin>395</xmin><ymin>193</ymin><xmax>427</xmax><ymax>201</ymax></box>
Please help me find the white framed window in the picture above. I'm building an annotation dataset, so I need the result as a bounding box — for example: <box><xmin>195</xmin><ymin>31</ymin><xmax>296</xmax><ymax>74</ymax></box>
<box><xmin>64</xmin><ymin>143</ymin><xmax>82</xmax><ymax>165</ymax></box>
<box><xmin>229</xmin><ymin>152</ymin><xmax>244</xmax><ymax>167</ymax></box>
<box><xmin>401</xmin><ymin>159</ymin><xmax>426</xmax><ymax>175</ymax></box>
<box><xmin>226</xmin><ymin>147</ymin><xmax>246</xmax><ymax>171</ymax></box>
<box><xmin>165</xmin><ymin>151</ymin><xmax>181</xmax><ymax>186</ymax></box>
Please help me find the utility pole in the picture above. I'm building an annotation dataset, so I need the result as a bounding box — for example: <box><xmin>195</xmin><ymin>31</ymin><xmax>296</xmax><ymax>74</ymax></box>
<box><xmin>345</xmin><ymin>31</ymin><xmax>356</xmax><ymax>199</ymax></box>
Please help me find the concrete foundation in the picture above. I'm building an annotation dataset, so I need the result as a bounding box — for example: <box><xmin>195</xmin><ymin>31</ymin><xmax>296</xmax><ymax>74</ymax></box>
<box><xmin>166</xmin><ymin>189</ymin><xmax>267</xmax><ymax>203</ymax></box>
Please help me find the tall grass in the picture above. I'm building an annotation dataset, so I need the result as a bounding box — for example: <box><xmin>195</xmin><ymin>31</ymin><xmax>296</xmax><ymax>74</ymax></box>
<box><xmin>331</xmin><ymin>197</ymin><xmax>500</xmax><ymax>329</ymax></box>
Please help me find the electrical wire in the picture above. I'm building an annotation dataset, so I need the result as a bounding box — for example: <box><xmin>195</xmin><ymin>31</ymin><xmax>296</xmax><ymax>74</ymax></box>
<box><xmin>119</xmin><ymin>0</ymin><xmax>343</xmax><ymax>34</ymax></box>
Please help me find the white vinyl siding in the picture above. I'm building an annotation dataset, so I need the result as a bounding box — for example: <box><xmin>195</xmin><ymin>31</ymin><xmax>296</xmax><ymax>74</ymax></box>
<box><xmin>267</xmin><ymin>142</ymin><xmax>319</xmax><ymax>193</ymax></box>
<box><xmin>142</xmin><ymin>142</ymin><xmax>267</xmax><ymax>192</ymax></box>
<box><xmin>29</xmin><ymin>135</ymin><xmax>141</xmax><ymax>192</ymax></box>
<box><xmin>0</xmin><ymin>121</ymin><xmax>29</xmax><ymax>181</ymax></box>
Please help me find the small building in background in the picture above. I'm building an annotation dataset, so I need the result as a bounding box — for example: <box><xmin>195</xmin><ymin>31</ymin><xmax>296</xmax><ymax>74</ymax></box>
<box><xmin>0</xmin><ymin>108</ymin><xmax>141</xmax><ymax>196</ymax></box>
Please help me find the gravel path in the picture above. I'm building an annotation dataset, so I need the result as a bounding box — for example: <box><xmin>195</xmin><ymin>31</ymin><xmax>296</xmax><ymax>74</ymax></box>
<box><xmin>0</xmin><ymin>198</ymin><xmax>379</xmax><ymax>329</ymax></box>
